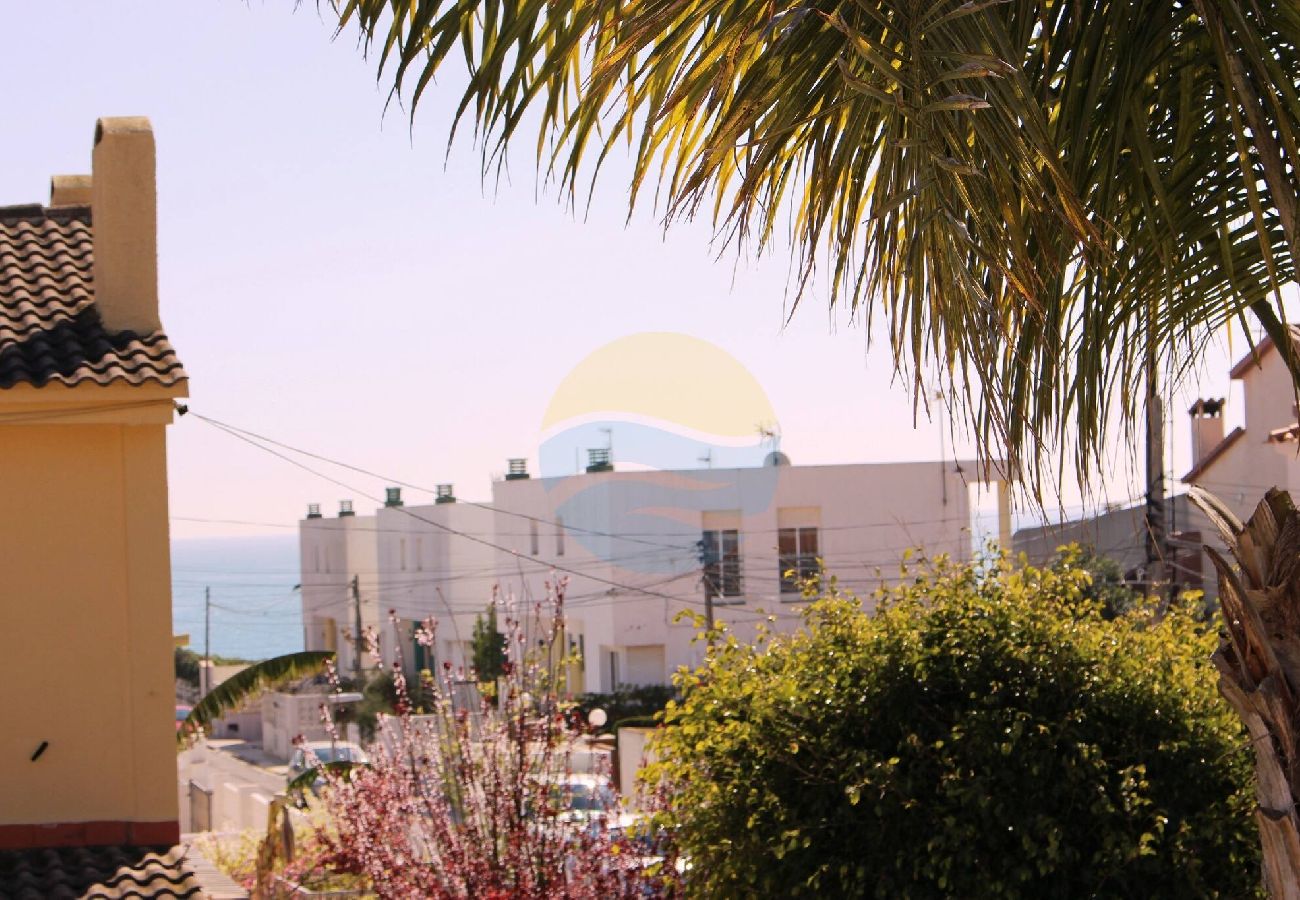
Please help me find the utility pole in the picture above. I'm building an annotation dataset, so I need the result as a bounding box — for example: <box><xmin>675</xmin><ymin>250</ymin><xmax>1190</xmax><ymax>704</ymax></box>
<box><xmin>1144</xmin><ymin>338</ymin><xmax>1168</xmax><ymax>596</ymax></box>
<box><xmin>350</xmin><ymin>575</ymin><xmax>362</xmax><ymax>679</ymax></box>
<box><xmin>697</xmin><ymin>540</ymin><xmax>715</xmax><ymax>645</ymax></box>
<box><xmin>203</xmin><ymin>586</ymin><xmax>211</xmax><ymax>696</ymax></box>
<box><xmin>936</xmin><ymin>390</ymin><xmax>948</xmax><ymax>506</ymax></box>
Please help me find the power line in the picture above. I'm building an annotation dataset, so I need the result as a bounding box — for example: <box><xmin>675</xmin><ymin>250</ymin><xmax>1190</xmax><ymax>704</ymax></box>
<box><xmin>174</xmin><ymin>509</ymin><xmax>998</xmax><ymax>538</ymax></box>
<box><xmin>176</xmin><ymin>411</ymin><xmax>1022</xmax><ymax>542</ymax></box>
<box><xmin>180</xmin><ymin>411</ymin><xmax>697</xmax><ymax>553</ymax></box>
<box><xmin>173</xmin><ymin>550</ymin><xmax>695</xmax><ymax>597</ymax></box>
<box><xmin>172</xmin><ymin>534</ymin><xmax>959</xmax><ymax>583</ymax></box>
<box><xmin>184</xmin><ymin>406</ymin><xmax>783</xmax><ymax>621</ymax></box>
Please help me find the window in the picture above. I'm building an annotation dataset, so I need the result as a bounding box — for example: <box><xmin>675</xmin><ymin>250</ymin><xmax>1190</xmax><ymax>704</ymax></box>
<box><xmin>779</xmin><ymin>527</ymin><xmax>820</xmax><ymax>594</ymax></box>
<box><xmin>415</xmin><ymin>537</ymin><xmax>423</xmax><ymax>571</ymax></box>
<box><xmin>701</xmin><ymin>529</ymin><xmax>743</xmax><ymax>600</ymax></box>
<box><xmin>530</xmin><ymin>521</ymin><xmax>540</xmax><ymax>556</ymax></box>
<box><xmin>400</xmin><ymin>538</ymin><xmax>407</xmax><ymax>571</ymax></box>
<box><xmin>556</xmin><ymin>517</ymin><xmax>566</xmax><ymax>556</ymax></box>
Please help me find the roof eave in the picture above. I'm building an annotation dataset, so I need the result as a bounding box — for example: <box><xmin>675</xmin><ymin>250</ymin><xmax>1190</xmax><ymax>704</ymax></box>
<box><xmin>1182</xmin><ymin>426</ymin><xmax>1247</xmax><ymax>483</ymax></box>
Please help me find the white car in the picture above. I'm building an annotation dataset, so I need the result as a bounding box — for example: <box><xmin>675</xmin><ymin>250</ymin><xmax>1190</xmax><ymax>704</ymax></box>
<box><xmin>541</xmin><ymin>773</ymin><xmax>618</xmax><ymax>824</ymax></box>
<box><xmin>287</xmin><ymin>741</ymin><xmax>369</xmax><ymax>794</ymax></box>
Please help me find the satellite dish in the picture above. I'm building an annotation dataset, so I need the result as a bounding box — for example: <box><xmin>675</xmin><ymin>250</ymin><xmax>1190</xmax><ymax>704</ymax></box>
<box><xmin>765</xmin><ymin>451</ymin><xmax>791</xmax><ymax>467</ymax></box>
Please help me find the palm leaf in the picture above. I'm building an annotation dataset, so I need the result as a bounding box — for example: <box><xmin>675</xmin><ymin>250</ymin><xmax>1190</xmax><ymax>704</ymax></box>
<box><xmin>331</xmin><ymin>0</ymin><xmax>1300</xmax><ymax>491</ymax></box>
<box><xmin>179</xmin><ymin>651</ymin><xmax>334</xmax><ymax>748</ymax></box>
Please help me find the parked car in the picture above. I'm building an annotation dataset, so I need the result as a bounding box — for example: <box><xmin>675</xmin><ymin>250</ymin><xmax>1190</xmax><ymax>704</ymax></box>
<box><xmin>287</xmin><ymin>741</ymin><xmax>369</xmax><ymax>798</ymax></box>
<box><xmin>542</xmin><ymin>773</ymin><xmax>618</xmax><ymax>824</ymax></box>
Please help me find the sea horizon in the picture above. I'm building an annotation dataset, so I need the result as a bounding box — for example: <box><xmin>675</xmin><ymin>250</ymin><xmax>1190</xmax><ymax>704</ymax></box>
<box><xmin>171</xmin><ymin>533</ymin><xmax>301</xmax><ymax>662</ymax></box>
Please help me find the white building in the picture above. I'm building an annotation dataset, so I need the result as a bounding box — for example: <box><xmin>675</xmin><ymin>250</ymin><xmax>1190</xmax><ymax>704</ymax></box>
<box><xmin>373</xmin><ymin>485</ymin><xmax>503</xmax><ymax>677</ymax></box>
<box><xmin>301</xmin><ymin>458</ymin><xmax>1008</xmax><ymax>692</ymax></box>
<box><xmin>299</xmin><ymin>499</ymin><xmax>380</xmax><ymax>678</ymax></box>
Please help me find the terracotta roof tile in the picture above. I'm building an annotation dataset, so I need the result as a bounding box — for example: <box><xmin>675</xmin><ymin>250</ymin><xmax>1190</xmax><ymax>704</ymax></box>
<box><xmin>0</xmin><ymin>204</ymin><xmax>186</xmax><ymax>389</ymax></box>
<box><xmin>0</xmin><ymin>845</ymin><xmax>203</xmax><ymax>900</ymax></box>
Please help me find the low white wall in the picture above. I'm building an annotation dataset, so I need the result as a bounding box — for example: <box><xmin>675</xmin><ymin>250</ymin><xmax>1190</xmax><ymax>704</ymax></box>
<box><xmin>617</xmin><ymin>726</ymin><xmax>656</xmax><ymax>805</ymax></box>
<box><xmin>261</xmin><ymin>691</ymin><xmax>335</xmax><ymax>760</ymax></box>
<box><xmin>218</xmin><ymin>783</ymin><xmax>245</xmax><ymax>831</ymax></box>
<box><xmin>176</xmin><ymin>778</ymin><xmax>190</xmax><ymax>832</ymax></box>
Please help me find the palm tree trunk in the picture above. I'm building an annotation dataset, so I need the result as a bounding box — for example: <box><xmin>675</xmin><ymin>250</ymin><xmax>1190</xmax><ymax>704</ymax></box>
<box><xmin>1192</xmin><ymin>487</ymin><xmax>1300</xmax><ymax>898</ymax></box>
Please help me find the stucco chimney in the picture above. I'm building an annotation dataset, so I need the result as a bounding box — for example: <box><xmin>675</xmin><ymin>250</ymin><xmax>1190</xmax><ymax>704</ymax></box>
<box><xmin>90</xmin><ymin>117</ymin><xmax>159</xmax><ymax>333</ymax></box>
<box><xmin>1190</xmin><ymin>398</ymin><xmax>1226</xmax><ymax>466</ymax></box>
<box><xmin>49</xmin><ymin>175</ymin><xmax>92</xmax><ymax>207</ymax></box>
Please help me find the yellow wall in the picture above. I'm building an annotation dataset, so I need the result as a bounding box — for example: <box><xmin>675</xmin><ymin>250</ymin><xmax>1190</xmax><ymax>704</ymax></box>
<box><xmin>0</xmin><ymin>406</ymin><xmax>178</xmax><ymax>827</ymax></box>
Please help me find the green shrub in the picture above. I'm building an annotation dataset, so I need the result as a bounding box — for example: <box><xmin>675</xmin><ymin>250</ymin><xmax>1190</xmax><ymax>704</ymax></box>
<box><xmin>337</xmin><ymin>669</ymin><xmax>399</xmax><ymax>741</ymax></box>
<box><xmin>175</xmin><ymin>647</ymin><xmax>201</xmax><ymax>688</ymax></box>
<box><xmin>1051</xmin><ymin>544</ymin><xmax>1142</xmax><ymax>618</ymax></box>
<box><xmin>647</xmin><ymin>555</ymin><xmax>1259</xmax><ymax>898</ymax></box>
<box><xmin>471</xmin><ymin>604</ymin><xmax>508</xmax><ymax>682</ymax></box>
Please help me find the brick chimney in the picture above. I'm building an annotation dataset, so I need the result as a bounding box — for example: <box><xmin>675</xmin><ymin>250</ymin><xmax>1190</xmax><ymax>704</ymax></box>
<box><xmin>1190</xmin><ymin>398</ymin><xmax>1226</xmax><ymax>466</ymax></box>
<box><xmin>90</xmin><ymin>117</ymin><xmax>159</xmax><ymax>333</ymax></box>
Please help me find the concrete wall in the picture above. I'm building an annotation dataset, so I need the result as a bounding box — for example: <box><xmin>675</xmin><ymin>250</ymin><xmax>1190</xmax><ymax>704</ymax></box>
<box><xmin>261</xmin><ymin>691</ymin><xmax>334</xmax><ymax>761</ymax></box>
<box><xmin>0</xmin><ymin>391</ymin><xmax>182</xmax><ymax>844</ymax></box>
<box><xmin>177</xmin><ymin>743</ymin><xmax>280</xmax><ymax>834</ymax></box>
<box><xmin>616</xmin><ymin>727</ymin><xmax>656</xmax><ymax>806</ymax></box>
<box><xmin>1013</xmin><ymin>493</ymin><xmax>1213</xmax><ymax>596</ymax></box>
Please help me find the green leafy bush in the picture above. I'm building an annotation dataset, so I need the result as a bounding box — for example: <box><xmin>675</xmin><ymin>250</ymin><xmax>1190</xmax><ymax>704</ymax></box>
<box><xmin>575</xmin><ymin>684</ymin><xmax>677</xmax><ymax>729</ymax></box>
<box><xmin>1051</xmin><ymin>544</ymin><xmax>1142</xmax><ymax>618</ymax></box>
<box><xmin>175</xmin><ymin>647</ymin><xmax>201</xmax><ymax>688</ymax></box>
<box><xmin>471</xmin><ymin>603</ymin><xmax>508</xmax><ymax>683</ymax></box>
<box><xmin>342</xmin><ymin>669</ymin><xmax>398</xmax><ymax>741</ymax></box>
<box><xmin>647</xmin><ymin>556</ymin><xmax>1259</xmax><ymax>898</ymax></box>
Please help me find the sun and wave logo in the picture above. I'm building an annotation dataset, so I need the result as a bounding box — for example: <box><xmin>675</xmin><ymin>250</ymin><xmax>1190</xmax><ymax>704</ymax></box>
<box><xmin>538</xmin><ymin>333</ymin><xmax>781</xmax><ymax>574</ymax></box>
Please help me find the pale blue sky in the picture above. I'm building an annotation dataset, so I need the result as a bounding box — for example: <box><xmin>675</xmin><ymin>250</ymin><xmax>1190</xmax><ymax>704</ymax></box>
<box><xmin>1</xmin><ymin>1</ymin><xmax>1256</xmax><ymax>538</ymax></box>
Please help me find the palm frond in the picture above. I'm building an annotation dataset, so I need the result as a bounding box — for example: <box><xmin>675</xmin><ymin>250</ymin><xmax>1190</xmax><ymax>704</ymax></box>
<box><xmin>179</xmin><ymin>651</ymin><xmax>334</xmax><ymax>748</ymax></box>
<box><xmin>332</xmin><ymin>0</ymin><xmax>1300</xmax><ymax>491</ymax></box>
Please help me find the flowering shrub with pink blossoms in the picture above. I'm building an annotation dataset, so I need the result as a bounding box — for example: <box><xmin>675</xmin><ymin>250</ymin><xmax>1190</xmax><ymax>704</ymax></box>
<box><xmin>301</xmin><ymin>582</ymin><xmax>682</xmax><ymax>899</ymax></box>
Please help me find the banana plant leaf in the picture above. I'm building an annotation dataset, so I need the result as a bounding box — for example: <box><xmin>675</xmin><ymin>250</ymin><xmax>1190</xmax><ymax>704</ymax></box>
<box><xmin>178</xmin><ymin>651</ymin><xmax>334</xmax><ymax>748</ymax></box>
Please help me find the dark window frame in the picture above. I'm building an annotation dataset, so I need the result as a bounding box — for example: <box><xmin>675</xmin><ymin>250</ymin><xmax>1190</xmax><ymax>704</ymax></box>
<box><xmin>779</xmin><ymin>526</ymin><xmax>820</xmax><ymax>595</ymax></box>
<box><xmin>702</xmin><ymin>528</ymin><xmax>743</xmax><ymax>601</ymax></box>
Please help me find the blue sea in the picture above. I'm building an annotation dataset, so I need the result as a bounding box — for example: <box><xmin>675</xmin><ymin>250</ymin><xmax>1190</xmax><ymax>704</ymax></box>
<box><xmin>171</xmin><ymin>535</ymin><xmax>302</xmax><ymax>661</ymax></box>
